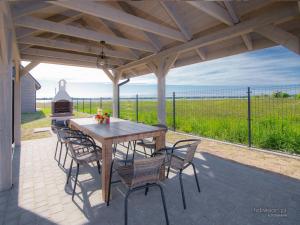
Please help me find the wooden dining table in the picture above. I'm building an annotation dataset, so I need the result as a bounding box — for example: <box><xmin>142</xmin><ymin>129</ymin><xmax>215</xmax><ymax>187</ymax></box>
<box><xmin>69</xmin><ymin>117</ymin><xmax>166</xmax><ymax>202</ymax></box>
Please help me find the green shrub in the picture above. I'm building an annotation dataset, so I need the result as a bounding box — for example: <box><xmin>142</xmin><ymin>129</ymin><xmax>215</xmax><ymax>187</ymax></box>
<box><xmin>272</xmin><ymin>91</ymin><xmax>290</xmax><ymax>98</ymax></box>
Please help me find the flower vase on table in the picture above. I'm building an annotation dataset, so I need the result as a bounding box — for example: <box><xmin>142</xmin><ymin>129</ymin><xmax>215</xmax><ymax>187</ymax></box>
<box><xmin>95</xmin><ymin>108</ymin><xmax>110</xmax><ymax>124</ymax></box>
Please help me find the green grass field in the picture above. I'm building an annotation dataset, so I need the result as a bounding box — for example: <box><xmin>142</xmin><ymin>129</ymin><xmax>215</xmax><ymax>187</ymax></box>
<box><xmin>68</xmin><ymin>96</ymin><xmax>300</xmax><ymax>154</ymax></box>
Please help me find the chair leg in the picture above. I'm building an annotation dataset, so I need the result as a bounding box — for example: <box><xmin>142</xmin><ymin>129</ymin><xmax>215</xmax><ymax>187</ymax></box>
<box><xmin>63</xmin><ymin>143</ymin><xmax>68</xmax><ymax>168</ymax></box>
<box><xmin>58</xmin><ymin>142</ymin><xmax>63</xmax><ymax>166</ymax></box>
<box><xmin>156</xmin><ymin>184</ymin><xmax>170</xmax><ymax>225</ymax></box>
<box><xmin>97</xmin><ymin>161</ymin><xmax>101</xmax><ymax>174</ymax></box>
<box><xmin>179</xmin><ymin>170</ymin><xmax>186</xmax><ymax>209</ymax></box>
<box><xmin>124</xmin><ymin>190</ymin><xmax>132</xmax><ymax>225</ymax></box>
<box><xmin>125</xmin><ymin>142</ymin><xmax>131</xmax><ymax>165</ymax></box>
<box><xmin>145</xmin><ymin>186</ymin><xmax>149</xmax><ymax>196</ymax></box>
<box><xmin>72</xmin><ymin>163</ymin><xmax>80</xmax><ymax>200</ymax></box>
<box><xmin>66</xmin><ymin>159</ymin><xmax>73</xmax><ymax>184</ymax></box>
<box><xmin>106</xmin><ymin>160</ymin><xmax>114</xmax><ymax>206</ymax></box>
<box><xmin>132</xmin><ymin>141</ymin><xmax>137</xmax><ymax>161</ymax></box>
<box><xmin>191</xmin><ymin>162</ymin><xmax>200</xmax><ymax>193</ymax></box>
<box><xmin>143</xmin><ymin>146</ymin><xmax>147</xmax><ymax>158</ymax></box>
<box><xmin>54</xmin><ymin>141</ymin><xmax>59</xmax><ymax>159</ymax></box>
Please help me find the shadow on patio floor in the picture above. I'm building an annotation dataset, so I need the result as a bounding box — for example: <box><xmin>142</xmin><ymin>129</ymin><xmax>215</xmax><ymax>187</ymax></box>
<box><xmin>1</xmin><ymin>137</ymin><xmax>299</xmax><ymax>225</ymax></box>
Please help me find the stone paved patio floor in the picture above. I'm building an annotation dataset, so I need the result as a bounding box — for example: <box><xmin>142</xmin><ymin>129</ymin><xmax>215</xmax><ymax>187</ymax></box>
<box><xmin>0</xmin><ymin>136</ymin><xmax>299</xmax><ymax>225</ymax></box>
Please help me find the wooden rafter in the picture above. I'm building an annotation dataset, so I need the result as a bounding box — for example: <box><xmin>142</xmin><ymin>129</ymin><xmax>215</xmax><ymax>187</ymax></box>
<box><xmin>15</xmin><ymin>16</ymin><xmax>156</xmax><ymax>52</ymax></box>
<box><xmin>160</xmin><ymin>1</ymin><xmax>191</xmax><ymax>41</ymax></box>
<box><xmin>223</xmin><ymin>1</ymin><xmax>253</xmax><ymax>50</ymax></box>
<box><xmin>255</xmin><ymin>25</ymin><xmax>300</xmax><ymax>54</ymax></box>
<box><xmin>82</xmin><ymin>15</ymin><xmax>140</xmax><ymax>59</ymax></box>
<box><xmin>12</xmin><ymin>2</ymin><xmax>51</xmax><ymax>19</ymax></box>
<box><xmin>187</xmin><ymin>1</ymin><xmax>234</xmax><ymax>25</ymax></box>
<box><xmin>116</xmin><ymin>2</ymin><xmax>162</xmax><ymax>52</ymax></box>
<box><xmin>16</xmin><ymin>10</ymin><xmax>82</xmax><ymax>39</ymax></box>
<box><xmin>18</xmin><ymin>36</ymin><xmax>137</xmax><ymax>60</ymax></box>
<box><xmin>50</xmin><ymin>1</ymin><xmax>186</xmax><ymax>42</ymax></box>
<box><xmin>21</xmin><ymin>48</ymin><xmax>123</xmax><ymax>66</ymax></box>
<box><xmin>116</xmin><ymin>5</ymin><xmax>299</xmax><ymax>72</ymax></box>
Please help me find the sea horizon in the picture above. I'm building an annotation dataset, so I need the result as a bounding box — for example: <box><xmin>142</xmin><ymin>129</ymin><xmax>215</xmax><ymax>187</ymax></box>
<box><xmin>36</xmin><ymin>82</ymin><xmax>300</xmax><ymax>99</ymax></box>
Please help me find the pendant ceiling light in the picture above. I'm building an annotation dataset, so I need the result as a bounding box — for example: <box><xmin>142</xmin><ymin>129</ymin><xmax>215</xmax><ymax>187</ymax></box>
<box><xmin>96</xmin><ymin>41</ymin><xmax>107</xmax><ymax>68</ymax></box>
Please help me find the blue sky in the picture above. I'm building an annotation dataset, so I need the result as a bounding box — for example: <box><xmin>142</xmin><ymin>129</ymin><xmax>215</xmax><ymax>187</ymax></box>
<box><xmin>25</xmin><ymin>46</ymin><xmax>300</xmax><ymax>97</ymax></box>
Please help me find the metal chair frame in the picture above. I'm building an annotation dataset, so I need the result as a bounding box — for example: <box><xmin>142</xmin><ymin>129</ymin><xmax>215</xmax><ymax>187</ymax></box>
<box><xmin>107</xmin><ymin>156</ymin><xmax>169</xmax><ymax>225</ymax></box>
<box><xmin>163</xmin><ymin>139</ymin><xmax>201</xmax><ymax>209</ymax></box>
<box><xmin>66</xmin><ymin>137</ymin><xmax>102</xmax><ymax>200</ymax></box>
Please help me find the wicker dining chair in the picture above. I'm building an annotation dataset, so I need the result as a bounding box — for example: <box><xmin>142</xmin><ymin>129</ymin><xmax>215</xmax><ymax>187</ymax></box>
<box><xmin>66</xmin><ymin>137</ymin><xmax>102</xmax><ymax>199</ymax></box>
<box><xmin>54</xmin><ymin>128</ymin><xmax>86</xmax><ymax>168</ymax></box>
<box><xmin>128</xmin><ymin>124</ymin><xmax>168</xmax><ymax>159</ymax></box>
<box><xmin>158</xmin><ymin>139</ymin><xmax>201</xmax><ymax>209</ymax></box>
<box><xmin>107</xmin><ymin>155</ymin><xmax>169</xmax><ymax>225</ymax></box>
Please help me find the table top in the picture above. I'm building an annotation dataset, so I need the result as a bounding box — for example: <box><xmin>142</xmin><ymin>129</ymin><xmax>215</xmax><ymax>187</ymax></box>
<box><xmin>69</xmin><ymin>117</ymin><xmax>166</xmax><ymax>141</ymax></box>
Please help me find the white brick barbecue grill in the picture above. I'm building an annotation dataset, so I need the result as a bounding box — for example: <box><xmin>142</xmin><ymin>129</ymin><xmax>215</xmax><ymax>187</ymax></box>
<box><xmin>51</xmin><ymin>79</ymin><xmax>73</xmax><ymax>117</ymax></box>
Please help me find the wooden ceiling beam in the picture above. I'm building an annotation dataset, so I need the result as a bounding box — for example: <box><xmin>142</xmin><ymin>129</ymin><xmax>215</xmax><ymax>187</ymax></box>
<box><xmin>21</xmin><ymin>54</ymin><xmax>97</xmax><ymax>68</ymax></box>
<box><xmin>18</xmin><ymin>36</ymin><xmax>137</xmax><ymax>61</ymax></box>
<box><xmin>116</xmin><ymin>4</ymin><xmax>299</xmax><ymax>72</ymax></box>
<box><xmin>15</xmin><ymin>16</ymin><xmax>156</xmax><ymax>52</ymax></box>
<box><xmin>21</xmin><ymin>48</ymin><xmax>123</xmax><ymax>66</ymax></box>
<box><xmin>50</xmin><ymin>1</ymin><xmax>186</xmax><ymax>42</ymax></box>
<box><xmin>187</xmin><ymin>1</ymin><xmax>234</xmax><ymax>26</ymax></box>
<box><xmin>116</xmin><ymin>2</ymin><xmax>162</xmax><ymax>52</ymax></box>
<box><xmin>255</xmin><ymin>24</ymin><xmax>300</xmax><ymax>55</ymax></box>
<box><xmin>82</xmin><ymin>15</ymin><xmax>141</xmax><ymax>59</ymax></box>
<box><xmin>12</xmin><ymin>2</ymin><xmax>51</xmax><ymax>19</ymax></box>
<box><xmin>223</xmin><ymin>1</ymin><xmax>253</xmax><ymax>50</ymax></box>
<box><xmin>16</xmin><ymin>11</ymin><xmax>81</xmax><ymax>39</ymax></box>
<box><xmin>160</xmin><ymin>1</ymin><xmax>192</xmax><ymax>41</ymax></box>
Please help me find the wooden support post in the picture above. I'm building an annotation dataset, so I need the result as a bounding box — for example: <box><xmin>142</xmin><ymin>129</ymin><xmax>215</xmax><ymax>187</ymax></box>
<box><xmin>112</xmin><ymin>73</ymin><xmax>120</xmax><ymax>118</ymax></box>
<box><xmin>14</xmin><ymin>61</ymin><xmax>21</xmax><ymax>147</ymax></box>
<box><xmin>147</xmin><ymin>55</ymin><xmax>178</xmax><ymax>125</ymax></box>
<box><xmin>0</xmin><ymin>2</ymin><xmax>13</xmax><ymax>191</ymax></box>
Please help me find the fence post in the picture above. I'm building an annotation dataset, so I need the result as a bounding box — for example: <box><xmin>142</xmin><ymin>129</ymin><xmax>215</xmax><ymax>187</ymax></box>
<box><xmin>100</xmin><ymin>97</ymin><xmax>102</xmax><ymax>109</ymax></box>
<box><xmin>76</xmin><ymin>98</ymin><xmax>78</xmax><ymax>112</ymax></box>
<box><xmin>136</xmin><ymin>94</ymin><xmax>139</xmax><ymax>122</ymax></box>
<box><xmin>247</xmin><ymin>87</ymin><xmax>252</xmax><ymax>148</ymax></box>
<box><xmin>172</xmin><ymin>92</ymin><xmax>176</xmax><ymax>131</ymax></box>
<box><xmin>83</xmin><ymin>98</ymin><xmax>85</xmax><ymax>113</ymax></box>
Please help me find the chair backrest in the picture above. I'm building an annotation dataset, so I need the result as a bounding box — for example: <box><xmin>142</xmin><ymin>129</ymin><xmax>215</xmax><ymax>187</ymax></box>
<box><xmin>183</xmin><ymin>140</ymin><xmax>201</xmax><ymax>165</ymax></box>
<box><xmin>172</xmin><ymin>139</ymin><xmax>201</xmax><ymax>166</ymax></box>
<box><xmin>131</xmin><ymin>155</ymin><xmax>165</xmax><ymax>188</ymax></box>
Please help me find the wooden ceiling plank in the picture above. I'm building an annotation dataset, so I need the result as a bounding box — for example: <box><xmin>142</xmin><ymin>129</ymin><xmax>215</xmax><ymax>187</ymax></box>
<box><xmin>15</xmin><ymin>16</ymin><xmax>156</xmax><ymax>52</ymax></box>
<box><xmin>21</xmin><ymin>54</ymin><xmax>97</xmax><ymax>68</ymax></box>
<box><xmin>223</xmin><ymin>1</ymin><xmax>253</xmax><ymax>50</ymax></box>
<box><xmin>255</xmin><ymin>24</ymin><xmax>300</xmax><ymax>54</ymax></box>
<box><xmin>12</xmin><ymin>2</ymin><xmax>51</xmax><ymax>19</ymax></box>
<box><xmin>16</xmin><ymin>11</ymin><xmax>81</xmax><ymax>39</ymax></box>
<box><xmin>21</xmin><ymin>48</ymin><xmax>122</xmax><ymax>66</ymax></box>
<box><xmin>82</xmin><ymin>15</ymin><xmax>141</xmax><ymax>59</ymax></box>
<box><xmin>116</xmin><ymin>2</ymin><xmax>162</xmax><ymax>52</ymax></box>
<box><xmin>18</xmin><ymin>36</ymin><xmax>137</xmax><ymax>60</ymax></box>
<box><xmin>50</xmin><ymin>1</ymin><xmax>185</xmax><ymax>42</ymax></box>
<box><xmin>116</xmin><ymin>4</ymin><xmax>299</xmax><ymax>72</ymax></box>
<box><xmin>160</xmin><ymin>1</ymin><xmax>191</xmax><ymax>41</ymax></box>
<box><xmin>187</xmin><ymin>1</ymin><xmax>234</xmax><ymax>26</ymax></box>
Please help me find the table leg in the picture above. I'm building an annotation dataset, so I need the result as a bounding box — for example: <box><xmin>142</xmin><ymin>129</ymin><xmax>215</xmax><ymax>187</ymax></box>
<box><xmin>101</xmin><ymin>140</ymin><xmax>113</xmax><ymax>202</ymax></box>
<box><xmin>155</xmin><ymin>131</ymin><xmax>166</xmax><ymax>180</ymax></box>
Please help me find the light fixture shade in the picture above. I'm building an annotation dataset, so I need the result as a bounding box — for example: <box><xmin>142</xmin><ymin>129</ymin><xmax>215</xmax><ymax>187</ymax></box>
<box><xmin>96</xmin><ymin>55</ymin><xmax>107</xmax><ymax>68</ymax></box>
<box><xmin>96</xmin><ymin>41</ymin><xmax>107</xmax><ymax>68</ymax></box>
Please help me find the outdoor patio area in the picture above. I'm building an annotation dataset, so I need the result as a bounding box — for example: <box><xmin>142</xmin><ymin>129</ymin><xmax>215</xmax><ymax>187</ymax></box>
<box><xmin>1</xmin><ymin>135</ymin><xmax>299</xmax><ymax>225</ymax></box>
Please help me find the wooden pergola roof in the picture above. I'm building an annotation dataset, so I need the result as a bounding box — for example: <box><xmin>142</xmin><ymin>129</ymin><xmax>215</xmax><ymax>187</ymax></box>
<box><xmin>10</xmin><ymin>1</ymin><xmax>300</xmax><ymax>80</ymax></box>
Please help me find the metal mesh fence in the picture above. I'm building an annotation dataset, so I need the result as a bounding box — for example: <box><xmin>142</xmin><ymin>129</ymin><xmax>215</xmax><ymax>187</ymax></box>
<box><xmin>251</xmin><ymin>85</ymin><xmax>300</xmax><ymax>151</ymax></box>
<box><xmin>36</xmin><ymin>85</ymin><xmax>300</xmax><ymax>154</ymax></box>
